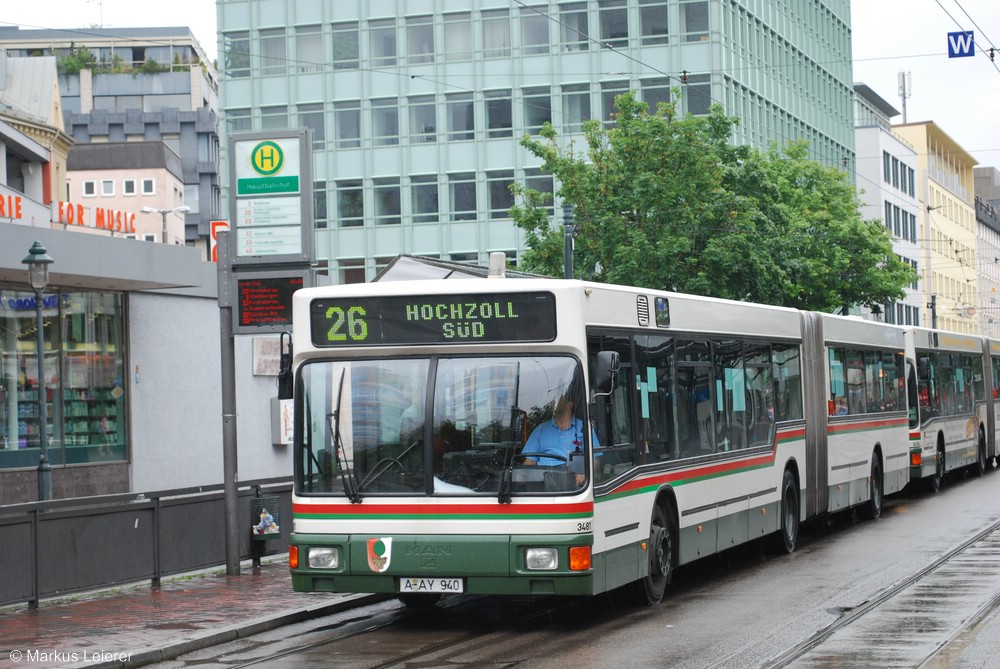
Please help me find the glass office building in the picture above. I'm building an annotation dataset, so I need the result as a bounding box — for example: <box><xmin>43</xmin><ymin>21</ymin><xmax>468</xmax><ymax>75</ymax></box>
<box><xmin>218</xmin><ymin>0</ymin><xmax>854</xmax><ymax>282</ymax></box>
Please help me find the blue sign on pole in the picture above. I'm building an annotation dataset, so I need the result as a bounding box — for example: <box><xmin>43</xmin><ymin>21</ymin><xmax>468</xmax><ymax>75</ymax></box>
<box><xmin>948</xmin><ymin>31</ymin><xmax>975</xmax><ymax>58</ymax></box>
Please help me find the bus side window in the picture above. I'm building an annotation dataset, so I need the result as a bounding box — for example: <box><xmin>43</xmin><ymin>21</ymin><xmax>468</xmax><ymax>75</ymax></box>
<box><xmin>634</xmin><ymin>335</ymin><xmax>675</xmax><ymax>463</ymax></box>
<box><xmin>589</xmin><ymin>334</ymin><xmax>635</xmax><ymax>482</ymax></box>
<box><xmin>675</xmin><ymin>340</ymin><xmax>713</xmax><ymax>458</ymax></box>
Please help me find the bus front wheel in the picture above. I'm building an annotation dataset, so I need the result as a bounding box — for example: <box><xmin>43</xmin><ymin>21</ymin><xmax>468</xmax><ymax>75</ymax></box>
<box><xmin>633</xmin><ymin>502</ymin><xmax>675</xmax><ymax>606</ymax></box>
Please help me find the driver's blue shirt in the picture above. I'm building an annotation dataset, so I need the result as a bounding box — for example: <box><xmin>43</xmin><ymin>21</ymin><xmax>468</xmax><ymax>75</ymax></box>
<box><xmin>524</xmin><ymin>417</ymin><xmax>600</xmax><ymax>467</ymax></box>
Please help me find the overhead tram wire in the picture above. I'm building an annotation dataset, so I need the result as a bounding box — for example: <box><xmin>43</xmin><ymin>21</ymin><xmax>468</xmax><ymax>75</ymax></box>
<box><xmin>934</xmin><ymin>0</ymin><xmax>1000</xmax><ymax>75</ymax></box>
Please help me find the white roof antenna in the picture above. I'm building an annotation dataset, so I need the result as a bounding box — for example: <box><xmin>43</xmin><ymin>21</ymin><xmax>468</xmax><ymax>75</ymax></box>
<box><xmin>487</xmin><ymin>252</ymin><xmax>506</xmax><ymax>278</ymax></box>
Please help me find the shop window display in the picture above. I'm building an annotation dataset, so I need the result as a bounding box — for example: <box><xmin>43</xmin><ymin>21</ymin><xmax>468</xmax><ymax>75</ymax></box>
<box><xmin>0</xmin><ymin>289</ymin><xmax>126</xmax><ymax>468</ymax></box>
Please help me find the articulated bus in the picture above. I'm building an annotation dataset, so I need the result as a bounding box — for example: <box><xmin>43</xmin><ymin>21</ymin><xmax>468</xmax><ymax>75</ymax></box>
<box><xmin>903</xmin><ymin>327</ymin><xmax>996</xmax><ymax>489</ymax></box>
<box><xmin>288</xmin><ymin>268</ymin><xmax>911</xmax><ymax>605</ymax></box>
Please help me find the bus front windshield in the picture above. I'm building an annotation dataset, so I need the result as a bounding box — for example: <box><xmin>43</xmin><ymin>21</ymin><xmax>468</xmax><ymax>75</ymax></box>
<box><xmin>296</xmin><ymin>355</ymin><xmax>591</xmax><ymax>497</ymax></box>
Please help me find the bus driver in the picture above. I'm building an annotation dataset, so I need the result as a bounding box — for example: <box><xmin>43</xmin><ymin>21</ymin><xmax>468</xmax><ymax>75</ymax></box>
<box><xmin>521</xmin><ymin>395</ymin><xmax>600</xmax><ymax>468</ymax></box>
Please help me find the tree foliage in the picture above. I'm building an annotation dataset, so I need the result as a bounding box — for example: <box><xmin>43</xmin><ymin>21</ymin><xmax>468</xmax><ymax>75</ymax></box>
<box><xmin>510</xmin><ymin>92</ymin><xmax>916</xmax><ymax>313</ymax></box>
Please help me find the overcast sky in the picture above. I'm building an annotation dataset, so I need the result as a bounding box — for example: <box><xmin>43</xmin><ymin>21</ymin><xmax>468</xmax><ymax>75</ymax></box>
<box><xmin>2</xmin><ymin>0</ymin><xmax>998</xmax><ymax>169</ymax></box>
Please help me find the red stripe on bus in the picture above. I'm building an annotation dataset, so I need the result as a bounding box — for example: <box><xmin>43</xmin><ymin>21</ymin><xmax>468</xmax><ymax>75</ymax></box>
<box><xmin>827</xmin><ymin>417</ymin><xmax>907</xmax><ymax>434</ymax></box>
<box><xmin>293</xmin><ymin>501</ymin><xmax>595</xmax><ymax>516</ymax></box>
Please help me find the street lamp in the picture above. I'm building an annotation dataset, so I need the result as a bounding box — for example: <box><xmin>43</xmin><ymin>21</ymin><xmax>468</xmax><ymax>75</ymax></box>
<box><xmin>140</xmin><ymin>205</ymin><xmax>190</xmax><ymax>244</ymax></box>
<box><xmin>21</xmin><ymin>241</ymin><xmax>54</xmax><ymax>501</ymax></box>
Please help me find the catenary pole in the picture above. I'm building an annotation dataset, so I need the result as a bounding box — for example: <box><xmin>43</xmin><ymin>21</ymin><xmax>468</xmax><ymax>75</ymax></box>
<box><xmin>217</xmin><ymin>231</ymin><xmax>240</xmax><ymax>575</ymax></box>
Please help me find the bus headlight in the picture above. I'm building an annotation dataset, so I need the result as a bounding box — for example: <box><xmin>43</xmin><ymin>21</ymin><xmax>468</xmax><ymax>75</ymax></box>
<box><xmin>525</xmin><ymin>547</ymin><xmax>559</xmax><ymax>571</ymax></box>
<box><xmin>308</xmin><ymin>547</ymin><xmax>340</xmax><ymax>569</ymax></box>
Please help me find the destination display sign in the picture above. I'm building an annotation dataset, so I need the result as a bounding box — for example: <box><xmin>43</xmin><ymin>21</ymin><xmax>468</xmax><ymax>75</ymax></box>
<box><xmin>309</xmin><ymin>292</ymin><xmax>557</xmax><ymax>347</ymax></box>
<box><xmin>237</xmin><ymin>274</ymin><xmax>303</xmax><ymax>328</ymax></box>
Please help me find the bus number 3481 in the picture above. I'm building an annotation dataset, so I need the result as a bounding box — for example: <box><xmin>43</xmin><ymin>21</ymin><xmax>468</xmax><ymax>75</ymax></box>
<box><xmin>326</xmin><ymin>306</ymin><xmax>368</xmax><ymax>342</ymax></box>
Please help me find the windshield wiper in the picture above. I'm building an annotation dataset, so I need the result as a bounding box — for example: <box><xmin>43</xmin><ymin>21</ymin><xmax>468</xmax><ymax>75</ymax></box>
<box><xmin>358</xmin><ymin>439</ymin><xmax>421</xmax><ymax>490</ymax></box>
<box><xmin>328</xmin><ymin>368</ymin><xmax>362</xmax><ymax>503</ymax></box>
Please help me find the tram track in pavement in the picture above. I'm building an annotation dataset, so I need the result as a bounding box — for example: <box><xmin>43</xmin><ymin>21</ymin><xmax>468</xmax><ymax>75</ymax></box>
<box><xmin>220</xmin><ymin>594</ymin><xmax>582</xmax><ymax>669</ymax></box>
<box><xmin>754</xmin><ymin>515</ymin><xmax>1000</xmax><ymax>669</ymax></box>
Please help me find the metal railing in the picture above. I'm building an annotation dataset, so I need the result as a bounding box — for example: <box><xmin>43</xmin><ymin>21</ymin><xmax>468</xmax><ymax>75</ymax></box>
<box><xmin>0</xmin><ymin>477</ymin><xmax>291</xmax><ymax>607</ymax></box>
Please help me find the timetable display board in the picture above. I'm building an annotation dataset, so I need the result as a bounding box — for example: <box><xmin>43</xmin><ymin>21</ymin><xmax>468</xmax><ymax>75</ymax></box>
<box><xmin>309</xmin><ymin>292</ymin><xmax>557</xmax><ymax>347</ymax></box>
<box><xmin>227</xmin><ymin>129</ymin><xmax>313</xmax><ymax>268</ymax></box>
<box><xmin>232</xmin><ymin>270</ymin><xmax>310</xmax><ymax>334</ymax></box>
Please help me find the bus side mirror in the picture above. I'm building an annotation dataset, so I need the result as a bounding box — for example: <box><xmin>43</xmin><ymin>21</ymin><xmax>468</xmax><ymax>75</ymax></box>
<box><xmin>595</xmin><ymin>351</ymin><xmax>620</xmax><ymax>394</ymax></box>
<box><xmin>277</xmin><ymin>331</ymin><xmax>293</xmax><ymax>400</ymax></box>
<box><xmin>918</xmin><ymin>357</ymin><xmax>930</xmax><ymax>382</ymax></box>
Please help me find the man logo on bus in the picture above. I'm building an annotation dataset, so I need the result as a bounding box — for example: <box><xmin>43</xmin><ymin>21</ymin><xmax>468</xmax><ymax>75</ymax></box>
<box><xmin>367</xmin><ymin>537</ymin><xmax>392</xmax><ymax>572</ymax></box>
<box><xmin>250</xmin><ymin>141</ymin><xmax>284</xmax><ymax>177</ymax></box>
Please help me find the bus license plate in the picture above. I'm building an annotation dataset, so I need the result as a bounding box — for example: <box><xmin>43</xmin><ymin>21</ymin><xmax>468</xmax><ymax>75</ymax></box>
<box><xmin>399</xmin><ymin>577</ymin><xmax>464</xmax><ymax>594</ymax></box>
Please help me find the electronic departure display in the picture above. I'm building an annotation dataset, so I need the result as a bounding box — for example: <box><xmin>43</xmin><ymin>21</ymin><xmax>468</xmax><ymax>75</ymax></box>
<box><xmin>309</xmin><ymin>292</ymin><xmax>557</xmax><ymax>347</ymax></box>
<box><xmin>237</xmin><ymin>274</ymin><xmax>302</xmax><ymax>327</ymax></box>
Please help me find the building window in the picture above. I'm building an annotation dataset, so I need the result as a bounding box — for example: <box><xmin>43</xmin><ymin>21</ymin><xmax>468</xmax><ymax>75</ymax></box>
<box><xmin>406</xmin><ymin>15</ymin><xmax>434</xmax><ymax>64</ymax></box>
<box><xmin>335</xmin><ymin>100</ymin><xmax>361</xmax><ymax>149</ymax></box>
<box><xmin>226</xmin><ymin>107</ymin><xmax>252</xmax><ymax>134</ymax></box>
<box><xmin>487</xmin><ymin>170</ymin><xmax>515</xmax><ymax>219</ymax></box>
<box><xmin>371</xmin><ymin>98</ymin><xmax>399</xmax><ymax>146</ymax></box>
<box><xmin>0</xmin><ymin>291</ymin><xmax>127</xmax><ymax>468</ymax></box>
<box><xmin>893</xmin><ymin>205</ymin><xmax>901</xmax><ymax>237</ymax></box>
<box><xmin>447</xmin><ymin>92</ymin><xmax>475</xmax><ymax>141</ymax></box>
<box><xmin>681</xmin><ymin>1</ymin><xmax>709</xmax><ymax>42</ymax></box>
<box><xmin>101</xmin><ymin>179</ymin><xmax>115</xmax><ymax>196</ymax></box>
<box><xmin>83</xmin><ymin>181</ymin><xmax>96</xmax><ymax>197</ymax></box>
<box><xmin>339</xmin><ymin>258</ymin><xmax>366</xmax><ymax>285</ymax></box>
<box><xmin>298</xmin><ymin>103</ymin><xmax>326</xmax><ymax>149</ymax></box>
<box><xmin>562</xmin><ymin>83</ymin><xmax>591</xmax><ymax>133</ymax></box>
<box><xmin>520</xmin><ymin>6</ymin><xmax>549</xmax><ymax>55</ymax></box>
<box><xmin>260</xmin><ymin>105</ymin><xmax>288</xmax><ymax>130</ymax></box>
<box><xmin>891</xmin><ymin>156</ymin><xmax>899</xmax><ymax>188</ymax></box>
<box><xmin>141</xmin><ymin>179</ymin><xmax>155</xmax><ymax>195</ymax></box>
<box><xmin>337</xmin><ymin>180</ymin><xmax>364</xmax><ymax>227</ymax></box>
<box><xmin>295</xmin><ymin>24</ymin><xmax>324</xmax><ymax>73</ymax></box>
<box><xmin>332</xmin><ymin>22</ymin><xmax>360</xmax><ymax>70</ymax></box>
<box><xmin>523</xmin><ymin>86</ymin><xmax>552</xmax><ymax>135</ymax></box>
<box><xmin>223</xmin><ymin>31</ymin><xmax>250</xmax><ymax>78</ymax></box>
<box><xmin>639</xmin><ymin>0</ymin><xmax>669</xmax><ymax>45</ymax></box>
<box><xmin>449</xmin><ymin>172</ymin><xmax>477</xmax><ymax>221</ymax></box>
<box><xmin>314</xmin><ymin>180</ymin><xmax>327</xmax><ymax>229</ymax></box>
<box><xmin>411</xmin><ymin>175</ymin><xmax>439</xmax><ymax>223</ymax></box>
<box><xmin>409</xmin><ymin>95</ymin><xmax>437</xmax><ymax>143</ymax></box>
<box><xmin>908</xmin><ymin>167</ymin><xmax>915</xmax><ymax>196</ymax></box>
<box><xmin>884</xmin><ymin>200</ymin><xmax>892</xmax><ymax>230</ymax></box>
<box><xmin>485</xmin><ymin>89</ymin><xmax>513</xmax><ymax>138</ymax></box>
<box><xmin>483</xmin><ymin>9</ymin><xmax>511</xmax><ymax>58</ymax></box>
<box><xmin>259</xmin><ymin>28</ymin><xmax>286</xmax><ymax>76</ymax></box>
<box><xmin>685</xmin><ymin>74</ymin><xmax>711</xmax><ymax>115</ymax></box>
<box><xmin>373</xmin><ymin>178</ymin><xmax>401</xmax><ymax>225</ymax></box>
<box><xmin>601</xmin><ymin>80</ymin><xmax>629</xmax><ymax>127</ymax></box>
<box><xmin>123</xmin><ymin>179</ymin><xmax>136</xmax><ymax>196</ymax></box>
<box><xmin>560</xmin><ymin>3</ymin><xmax>589</xmax><ymax>51</ymax></box>
<box><xmin>524</xmin><ymin>168</ymin><xmax>554</xmax><ymax>215</ymax></box>
<box><xmin>369</xmin><ymin>18</ymin><xmax>397</xmax><ymax>67</ymax></box>
<box><xmin>642</xmin><ymin>77</ymin><xmax>671</xmax><ymax>112</ymax></box>
<box><xmin>444</xmin><ymin>13</ymin><xmax>473</xmax><ymax>62</ymax></box>
<box><xmin>600</xmin><ymin>0</ymin><xmax>629</xmax><ymax>48</ymax></box>
<box><xmin>883</xmin><ymin>151</ymin><xmax>891</xmax><ymax>183</ymax></box>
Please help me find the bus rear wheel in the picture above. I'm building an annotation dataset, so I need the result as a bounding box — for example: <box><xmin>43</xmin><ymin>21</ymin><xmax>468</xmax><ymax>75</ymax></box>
<box><xmin>862</xmin><ymin>456</ymin><xmax>883</xmax><ymax>520</ymax></box>
<box><xmin>974</xmin><ymin>434</ymin><xmax>987</xmax><ymax>477</ymax></box>
<box><xmin>774</xmin><ymin>468</ymin><xmax>799</xmax><ymax>554</ymax></box>
<box><xmin>633</xmin><ymin>502</ymin><xmax>675</xmax><ymax>606</ymax></box>
<box><xmin>927</xmin><ymin>444</ymin><xmax>945</xmax><ymax>492</ymax></box>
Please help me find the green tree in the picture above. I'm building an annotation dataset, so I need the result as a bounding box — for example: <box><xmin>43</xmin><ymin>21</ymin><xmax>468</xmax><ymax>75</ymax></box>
<box><xmin>56</xmin><ymin>44</ymin><xmax>97</xmax><ymax>75</ymax></box>
<box><xmin>510</xmin><ymin>92</ymin><xmax>915</xmax><ymax>313</ymax></box>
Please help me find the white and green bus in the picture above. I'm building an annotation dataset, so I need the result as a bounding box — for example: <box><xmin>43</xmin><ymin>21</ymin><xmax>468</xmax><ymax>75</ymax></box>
<box><xmin>289</xmin><ymin>266</ymin><xmax>908</xmax><ymax>605</ymax></box>
<box><xmin>904</xmin><ymin>327</ymin><xmax>994</xmax><ymax>489</ymax></box>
